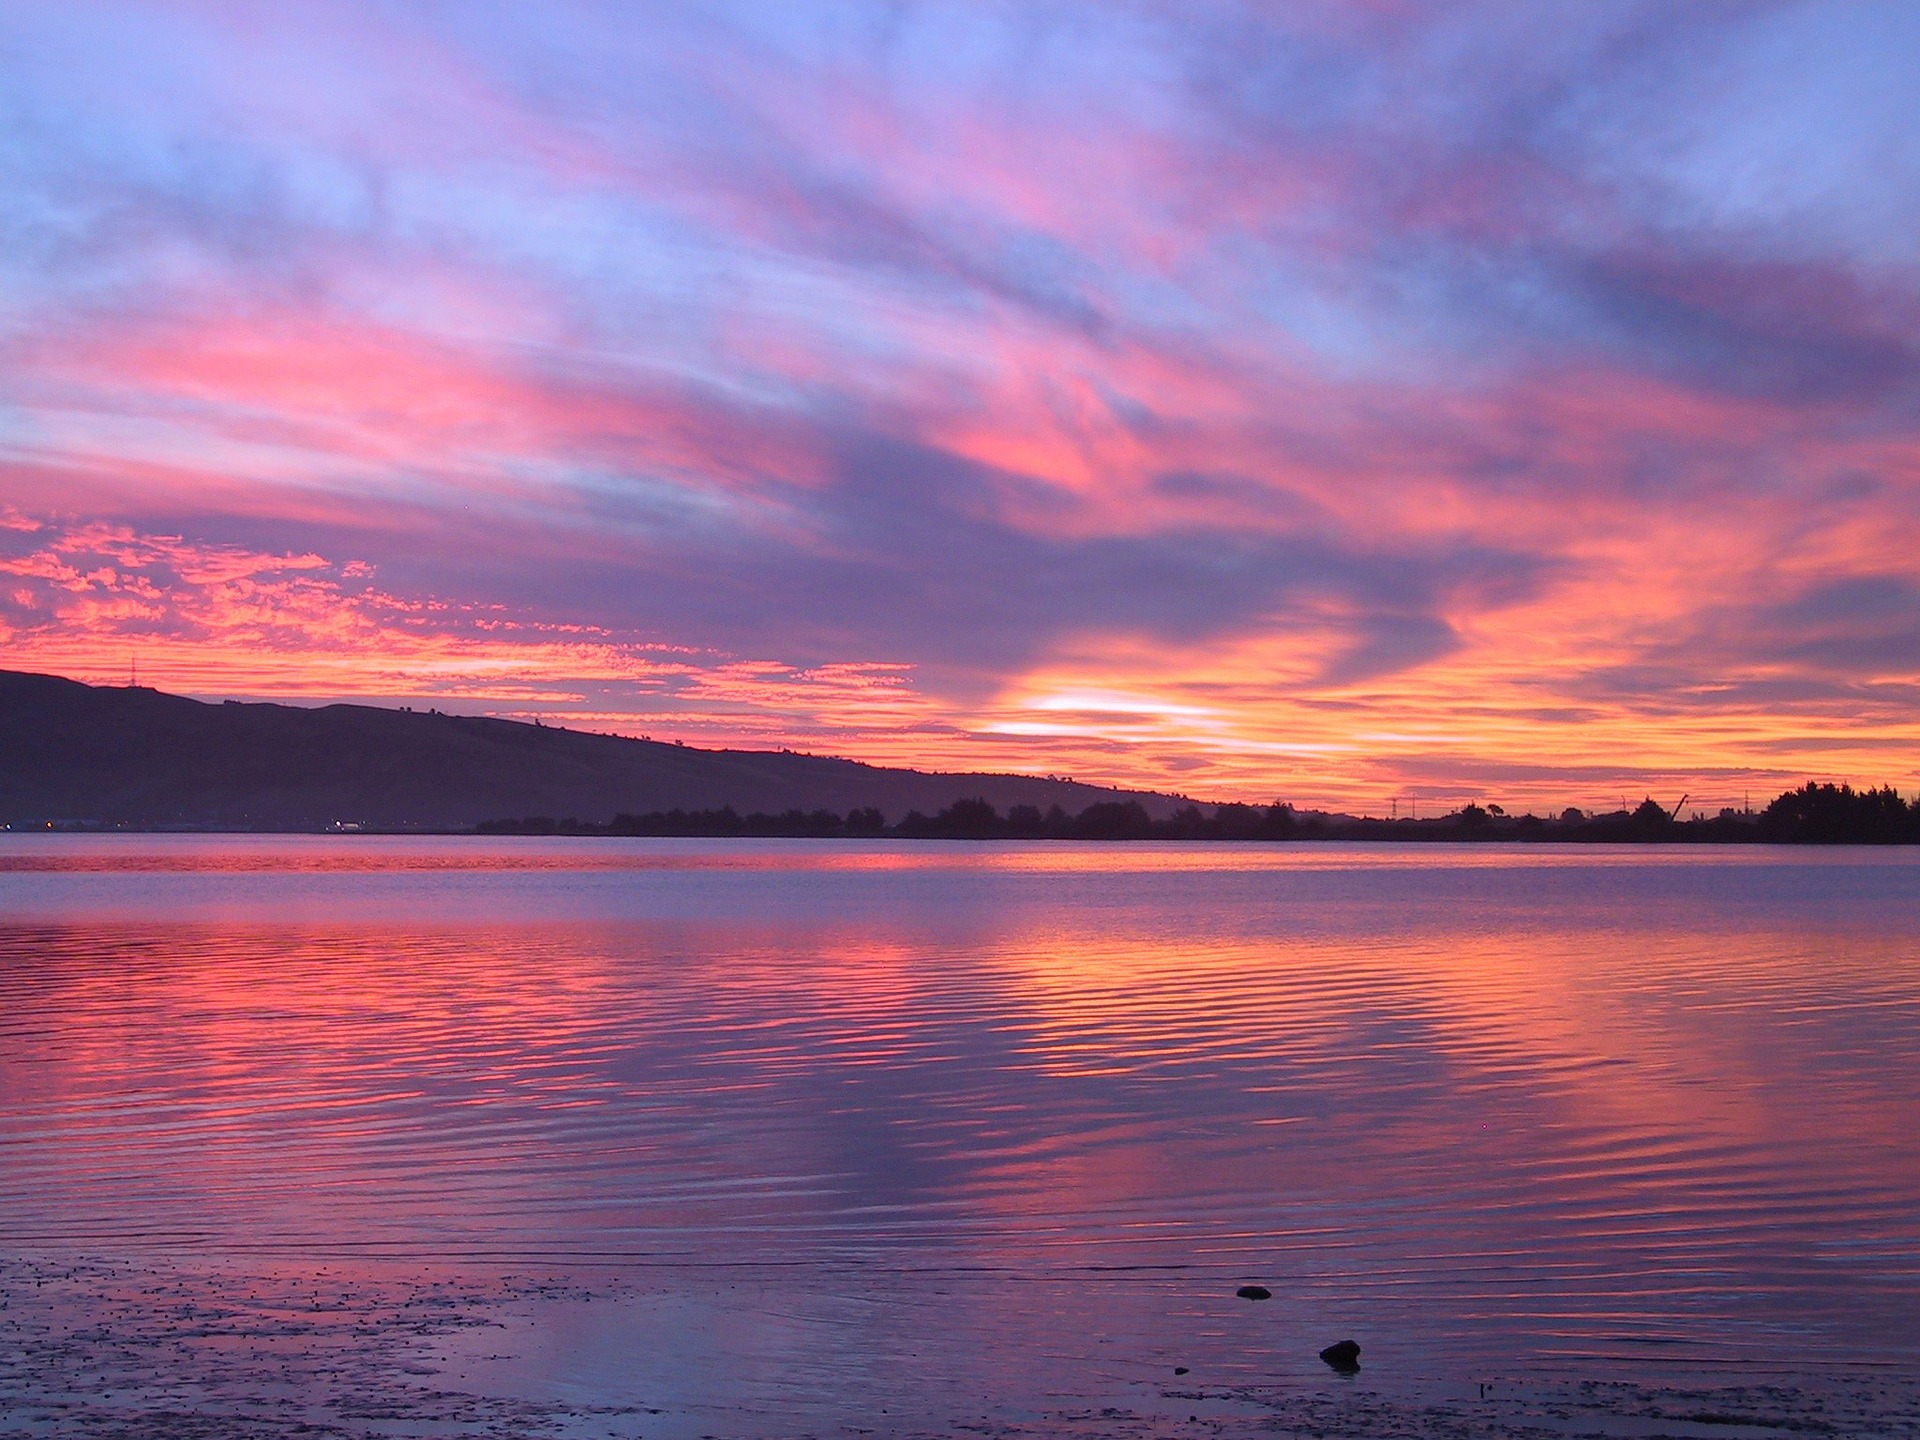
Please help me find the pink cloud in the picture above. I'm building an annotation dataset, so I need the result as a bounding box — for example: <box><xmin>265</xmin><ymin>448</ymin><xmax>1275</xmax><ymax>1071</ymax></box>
<box><xmin>4</xmin><ymin>5</ymin><xmax>1920</xmax><ymax>811</ymax></box>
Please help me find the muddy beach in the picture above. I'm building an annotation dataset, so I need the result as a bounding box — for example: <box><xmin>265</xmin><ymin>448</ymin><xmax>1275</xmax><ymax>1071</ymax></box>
<box><xmin>6</xmin><ymin>1255</ymin><xmax>1918</xmax><ymax>1440</ymax></box>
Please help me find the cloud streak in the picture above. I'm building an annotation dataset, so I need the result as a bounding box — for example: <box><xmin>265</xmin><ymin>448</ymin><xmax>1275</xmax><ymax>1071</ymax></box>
<box><xmin>2</xmin><ymin>2</ymin><xmax>1918</xmax><ymax>810</ymax></box>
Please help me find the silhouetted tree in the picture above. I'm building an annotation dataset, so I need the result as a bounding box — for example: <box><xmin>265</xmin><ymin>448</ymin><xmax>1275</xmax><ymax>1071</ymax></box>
<box><xmin>1256</xmin><ymin>802</ymin><xmax>1297</xmax><ymax>839</ymax></box>
<box><xmin>1629</xmin><ymin>797</ymin><xmax>1673</xmax><ymax>836</ymax></box>
<box><xmin>1760</xmin><ymin>782</ymin><xmax>1910</xmax><ymax>844</ymax></box>
<box><xmin>1006</xmin><ymin>804</ymin><xmax>1044</xmax><ymax>837</ymax></box>
<box><xmin>939</xmin><ymin>798</ymin><xmax>1003</xmax><ymax>837</ymax></box>
<box><xmin>1209</xmin><ymin>802</ymin><xmax>1260</xmax><ymax>839</ymax></box>
<box><xmin>1165</xmin><ymin>805</ymin><xmax>1207</xmax><ymax>838</ymax></box>
<box><xmin>1071</xmin><ymin>801</ymin><xmax>1155</xmax><ymax>839</ymax></box>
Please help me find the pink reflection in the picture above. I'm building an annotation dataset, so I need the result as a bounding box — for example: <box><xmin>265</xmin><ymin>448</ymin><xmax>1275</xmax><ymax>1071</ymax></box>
<box><xmin>2</xmin><ymin>839</ymin><xmax>1916</xmax><ymax>1386</ymax></box>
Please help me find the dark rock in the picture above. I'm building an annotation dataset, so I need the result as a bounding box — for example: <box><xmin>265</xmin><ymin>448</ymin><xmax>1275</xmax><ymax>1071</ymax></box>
<box><xmin>1235</xmin><ymin>1285</ymin><xmax>1272</xmax><ymax>1300</ymax></box>
<box><xmin>1319</xmin><ymin>1339</ymin><xmax>1360</xmax><ymax>1372</ymax></box>
<box><xmin>1173</xmin><ymin>1366</ymin><xmax>1189</xmax><ymax>1376</ymax></box>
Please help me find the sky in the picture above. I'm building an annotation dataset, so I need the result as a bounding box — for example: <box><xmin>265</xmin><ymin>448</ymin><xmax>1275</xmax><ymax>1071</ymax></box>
<box><xmin>3</xmin><ymin>1</ymin><xmax>1918</xmax><ymax>813</ymax></box>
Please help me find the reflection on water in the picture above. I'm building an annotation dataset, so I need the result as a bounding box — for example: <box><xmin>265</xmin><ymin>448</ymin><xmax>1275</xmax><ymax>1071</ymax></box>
<box><xmin>3</xmin><ymin>837</ymin><xmax>1919</xmax><ymax>1417</ymax></box>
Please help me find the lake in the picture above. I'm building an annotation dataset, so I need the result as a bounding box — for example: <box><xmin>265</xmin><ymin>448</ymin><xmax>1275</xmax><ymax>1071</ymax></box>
<box><xmin>3</xmin><ymin>837</ymin><xmax>1918</xmax><ymax>1437</ymax></box>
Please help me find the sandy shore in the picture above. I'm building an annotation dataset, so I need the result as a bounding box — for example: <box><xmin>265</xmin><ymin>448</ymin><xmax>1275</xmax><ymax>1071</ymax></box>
<box><xmin>4</xmin><ymin>1256</ymin><xmax>1916</xmax><ymax>1440</ymax></box>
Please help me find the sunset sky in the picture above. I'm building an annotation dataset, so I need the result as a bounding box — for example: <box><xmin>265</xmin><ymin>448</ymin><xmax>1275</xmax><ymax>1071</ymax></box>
<box><xmin>4</xmin><ymin>2</ymin><xmax>1918</xmax><ymax>812</ymax></box>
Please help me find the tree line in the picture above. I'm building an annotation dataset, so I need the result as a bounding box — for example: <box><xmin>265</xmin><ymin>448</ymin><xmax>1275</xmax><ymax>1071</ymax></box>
<box><xmin>476</xmin><ymin>782</ymin><xmax>1920</xmax><ymax>843</ymax></box>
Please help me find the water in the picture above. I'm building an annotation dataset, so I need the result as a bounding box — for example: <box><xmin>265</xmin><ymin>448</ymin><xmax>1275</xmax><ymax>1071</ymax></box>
<box><xmin>3</xmin><ymin>837</ymin><xmax>1918</xmax><ymax>1436</ymax></box>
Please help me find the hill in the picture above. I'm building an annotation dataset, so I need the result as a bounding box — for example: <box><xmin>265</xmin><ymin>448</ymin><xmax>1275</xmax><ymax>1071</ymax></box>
<box><xmin>0</xmin><ymin>670</ymin><xmax>1201</xmax><ymax>831</ymax></box>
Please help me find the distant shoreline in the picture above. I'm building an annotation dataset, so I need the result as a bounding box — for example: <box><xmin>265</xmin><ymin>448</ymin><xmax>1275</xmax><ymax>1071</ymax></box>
<box><xmin>9</xmin><ymin>671</ymin><xmax>1915</xmax><ymax>843</ymax></box>
<box><xmin>12</xmin><ymin>781</ymin><xmax>1913</xmax><ymax>845</ymax></box>
<box><xmin>464</xmin><ymin>782</ymin><xmax>1919</xmax><ymax>844</ymax></box>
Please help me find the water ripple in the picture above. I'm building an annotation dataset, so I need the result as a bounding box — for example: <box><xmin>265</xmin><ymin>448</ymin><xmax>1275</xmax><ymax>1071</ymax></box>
<box><xmin>2</xmin><ymin>837</ymin><xmax>1918</xmax><ymax>1370</ymax></box>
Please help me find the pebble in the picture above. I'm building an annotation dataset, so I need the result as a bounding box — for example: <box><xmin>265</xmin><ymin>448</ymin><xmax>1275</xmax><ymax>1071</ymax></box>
<box><xmin>1320</xmin><ymin>1338</ymin><xmax>1361</xmax><ymax>1372</ymax></box>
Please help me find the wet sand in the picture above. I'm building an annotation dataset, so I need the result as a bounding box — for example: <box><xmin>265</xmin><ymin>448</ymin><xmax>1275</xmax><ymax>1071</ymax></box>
<box><xmin>6</xmin><ymin>1256</ymin><xmax>1916</xmax><ymax>1440</ymax></box>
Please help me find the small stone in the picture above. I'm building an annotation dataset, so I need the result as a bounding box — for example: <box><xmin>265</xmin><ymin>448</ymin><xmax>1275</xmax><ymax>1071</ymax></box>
<box><xmin>1173</xmin><ymin>1366</ymin><xmax>1189</xmax><ymax>1375</ymax></box>
<box><xmin>1235</xmin><ymin>1285</ymin><xmax>1271</xmax><ymax>1300</ymax></box>
<box><xmin>1319</xmin><ymin>1339</ymin><xmax>1360</xmax><ymax>1372</ymax></box>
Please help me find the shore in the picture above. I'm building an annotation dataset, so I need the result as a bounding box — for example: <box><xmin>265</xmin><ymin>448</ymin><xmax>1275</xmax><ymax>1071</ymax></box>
<box><xmin>6</xmin><ymin>1255</ymin><xmax>1917</xmax><ymax>1440</ymax></box>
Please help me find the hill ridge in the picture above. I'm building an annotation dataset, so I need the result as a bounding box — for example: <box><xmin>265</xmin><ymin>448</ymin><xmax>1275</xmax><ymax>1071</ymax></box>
<box><xmin>0</xmin><ymin>669</ymin><xmax>1203</xmax><ymax>830</ymax></box>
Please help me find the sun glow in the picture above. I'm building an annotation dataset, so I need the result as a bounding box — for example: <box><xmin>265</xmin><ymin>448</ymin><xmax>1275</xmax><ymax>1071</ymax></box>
<box><xmin>4</xmin><ymin>6</ymin><xmax>1919</xmax><ymax>812</ymax></box>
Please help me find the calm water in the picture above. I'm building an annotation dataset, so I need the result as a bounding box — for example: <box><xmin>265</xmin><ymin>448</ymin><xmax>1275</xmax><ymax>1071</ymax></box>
<box><xmin>3</xmin><ymin>837</ymin><xmax>1919</xmax><ymax>1431</ymax></box>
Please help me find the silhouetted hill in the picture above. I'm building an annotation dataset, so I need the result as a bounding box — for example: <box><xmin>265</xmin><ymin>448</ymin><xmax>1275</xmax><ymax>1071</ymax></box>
<box><xmin>0</xmin><ymin>670</ymin><xmax>1201</xmax><ymax>830</ymax></box>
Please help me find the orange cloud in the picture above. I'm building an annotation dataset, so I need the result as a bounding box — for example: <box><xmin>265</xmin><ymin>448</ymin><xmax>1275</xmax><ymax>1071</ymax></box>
<box><xmin>0</xmin><ymin>517</ymin><xmax>957</xmax><ymax>753</ymax></box>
